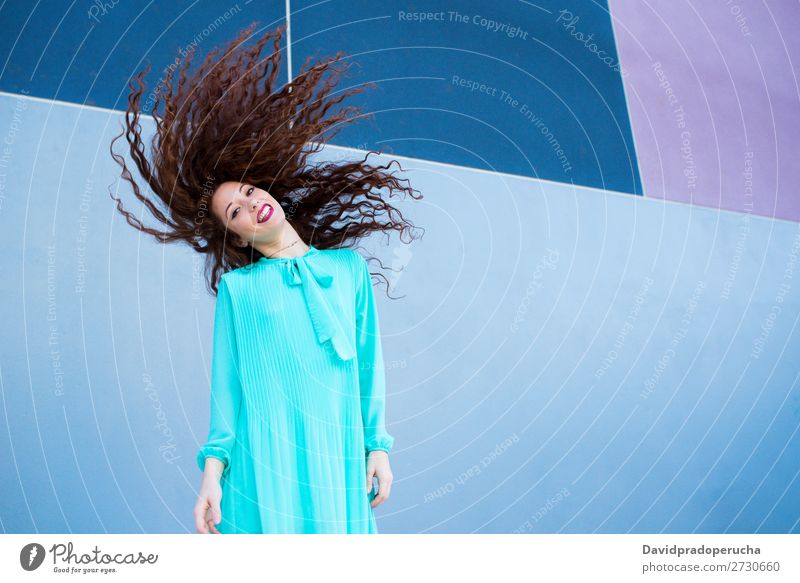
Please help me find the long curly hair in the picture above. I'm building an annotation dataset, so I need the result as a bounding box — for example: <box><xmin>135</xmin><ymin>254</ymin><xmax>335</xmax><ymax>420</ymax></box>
<box><xmin>108</xmin><ymin>21</ymin><xmax>422</xmax><ymax>296</ymax></box>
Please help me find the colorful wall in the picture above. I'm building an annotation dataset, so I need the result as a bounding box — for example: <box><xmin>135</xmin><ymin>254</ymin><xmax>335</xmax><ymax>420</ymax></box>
<box><xmin>0</xmin><ymin>1</ymin><xmax>798</xmax><ymax>533</ymax></box>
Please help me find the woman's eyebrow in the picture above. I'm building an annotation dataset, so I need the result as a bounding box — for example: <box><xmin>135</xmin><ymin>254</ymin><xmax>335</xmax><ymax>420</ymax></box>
<box><xmin>224</xmin><ymin>184</ymin><xmax>247</xmax><ymax>219</ymax></box>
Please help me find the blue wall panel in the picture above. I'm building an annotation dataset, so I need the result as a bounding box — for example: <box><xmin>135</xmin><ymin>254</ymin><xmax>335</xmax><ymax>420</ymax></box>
<box><xmin>291</xmin><ymin>0</ymin><xmax>641</xmax><ymax>193</ymax></box>
<box><xmin>0</xmin><ymin>0</ymin><xmax>287</xmax><ymax>111</ymax></box>
<box><xmin>0</xmin><ymin>94</ymin><xmax>796</xmax><ymax>533</ymax></box>
<box><xmin>0</xmin><ymin>0</ymin><xmax>641</xmax><ymax>194</ymax></box>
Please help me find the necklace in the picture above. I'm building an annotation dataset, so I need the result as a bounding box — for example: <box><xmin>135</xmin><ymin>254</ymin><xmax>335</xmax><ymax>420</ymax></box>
<box><xmin>265</xmin><ymin>239</ymin><xmax>303</xmax><ymax>259</ymax></box>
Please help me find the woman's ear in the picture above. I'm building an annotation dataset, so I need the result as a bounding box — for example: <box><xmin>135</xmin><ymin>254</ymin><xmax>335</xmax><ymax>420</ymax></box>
<box><xmin>235</xmin><ymin>237</ymin><xmax>248</xmax><ymax>248</ymax></box>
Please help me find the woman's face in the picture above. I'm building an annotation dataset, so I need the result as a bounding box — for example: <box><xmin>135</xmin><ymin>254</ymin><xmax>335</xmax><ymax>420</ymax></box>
<box><xmin>211</xmin><ymin>181</ymin><xmax>287</xmax><ymax>247</ymax></box>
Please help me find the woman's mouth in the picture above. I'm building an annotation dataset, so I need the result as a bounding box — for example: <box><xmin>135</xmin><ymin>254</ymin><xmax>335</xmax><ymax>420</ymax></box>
<box><xmin>257</xmin><ymin>203</ymin><xmax>274</xmax><ymax>224</ymax></box>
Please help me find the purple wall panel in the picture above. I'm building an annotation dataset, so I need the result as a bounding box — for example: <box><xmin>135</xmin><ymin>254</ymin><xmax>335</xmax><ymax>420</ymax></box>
<box><xmin>609</xmin><ymin>0</ymin><xmax>799</xmax><ymax>221</ymax></box>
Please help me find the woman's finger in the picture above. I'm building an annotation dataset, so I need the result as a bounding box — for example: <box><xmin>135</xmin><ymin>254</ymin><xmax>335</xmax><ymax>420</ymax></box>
<box><xmin>194</xmin><ymin>500</ymin><xmax>209</xmax><ymax>534</ymax></box>
<box><xmin>370</xmin><ymin>473</ymin><xmax>392</xmax><ymax>508</ymax></box>
<box><xmin>370</xmin><ymin>489</ymin><xmax>388</xmax><ymax>508</ymax></box>
<box><xmin>207</xmin><ymin>517</ymin><xmax>221</xmax><ymax>534</ymax></box>
<box><xmin>206</xmin><ymin>506</ymin><xmax>222</xmax><ymax>534</ymax></box>
<box><xmin>365</xmin><ymin>466</ymin><xmax>376</xmax><ymax>492</ymax></box>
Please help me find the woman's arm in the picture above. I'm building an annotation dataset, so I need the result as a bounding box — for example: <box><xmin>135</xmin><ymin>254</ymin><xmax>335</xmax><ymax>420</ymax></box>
<box><xmin>195</xmin><ymin>276</ymin><xmax>242</xmax><ymax>533</ymax></box>
<box><xmin>354</xmin><ymin>255</ymin><xmax>395</xmax><ymax>455</ymax></box>
<box><xmin>197</xmin><ymin>276</ymin><xmax>243</xmax><ymax>480</ymax></box>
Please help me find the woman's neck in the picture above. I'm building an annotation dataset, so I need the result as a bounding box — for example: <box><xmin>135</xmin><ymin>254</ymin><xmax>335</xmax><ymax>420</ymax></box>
<box><xmin>255</xmin><ymin>225</ymin><xmax>309</xmax><ymax>259</ymax></box>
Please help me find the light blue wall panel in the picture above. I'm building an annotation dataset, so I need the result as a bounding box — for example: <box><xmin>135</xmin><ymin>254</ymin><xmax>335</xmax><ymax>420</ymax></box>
<box><xmin>0</xmin><ymin>94</ymin><xmax>797</xmax><ymax>533</ymax></box>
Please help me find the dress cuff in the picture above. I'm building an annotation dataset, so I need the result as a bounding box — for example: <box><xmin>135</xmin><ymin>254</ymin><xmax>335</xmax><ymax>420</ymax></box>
<box><xmin>197</xmin><ymin>446</ymin><xmax>231</xmax><ymax>477</ymax></box>
<box><xmin>364</xmin><ymin>434</ymin><xmax>394</xmax><ymax>455</ymax></box>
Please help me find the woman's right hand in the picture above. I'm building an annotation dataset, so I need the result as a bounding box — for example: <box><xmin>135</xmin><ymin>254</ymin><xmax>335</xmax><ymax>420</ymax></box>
<box><xmin>194</xmin><ymin>459</ymin><xmax>225</xmax><ymax>533</ymax></box>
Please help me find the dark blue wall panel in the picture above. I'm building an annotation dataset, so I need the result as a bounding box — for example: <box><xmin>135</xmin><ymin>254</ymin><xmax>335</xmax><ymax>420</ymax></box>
<box><xmin>0</xmin><ymin>0</ymin><xmax>287</xmax><ymax>111</ymax></box>
<box><xmin>291</xmin><ymin>0</ymin><xmax>642</xmax><ymax>194</ymax></box>
<box><xmin>0</xmin><ymin>0</ymin><xmax>641</xmax><ymax>194</ymax></box>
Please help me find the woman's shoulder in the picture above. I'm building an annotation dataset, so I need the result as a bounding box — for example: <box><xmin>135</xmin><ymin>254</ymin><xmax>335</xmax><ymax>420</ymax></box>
<box><xmin>217</xmin><ymin>263</ymin><xmax>259</xmax><ymax>294</ymax></box>
<box><xmin>322</xmin><ymin>245</ymin><xmax>364</xmax><ymax>266</ymax></box>
<box><xmin>323</xmin><ymin>247</ymin><xmax>369</xmax><ymax>282</ymax></box>
<box><xmin>219</xmin><ymin>264</ymin><xmax>255</xmax><ymax>284</ymax></box>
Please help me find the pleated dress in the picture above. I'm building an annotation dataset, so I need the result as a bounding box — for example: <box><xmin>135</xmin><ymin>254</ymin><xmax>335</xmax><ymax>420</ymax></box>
<box><xmin>196</xmin><ymin>245</ymin><xmax>395</xmax><ymax>533</ymax></box>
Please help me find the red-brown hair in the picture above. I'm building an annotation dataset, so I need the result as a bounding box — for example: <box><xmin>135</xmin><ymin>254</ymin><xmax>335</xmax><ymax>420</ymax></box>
<box><xmin>109</xmin><ymin>21</ymin><xmax>422</xmax><ymax>295</ymax></box>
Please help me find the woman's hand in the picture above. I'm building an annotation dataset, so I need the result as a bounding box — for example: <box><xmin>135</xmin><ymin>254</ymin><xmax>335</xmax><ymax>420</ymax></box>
<box><xmin>194</xmin><ymin>459</ymin><xmax>224</xmax><ymax>533</ymax></box>
<box><xmin>366</xmin><ymin>450</ymin><xmax>393</xmax><ymax>508</ymax></box>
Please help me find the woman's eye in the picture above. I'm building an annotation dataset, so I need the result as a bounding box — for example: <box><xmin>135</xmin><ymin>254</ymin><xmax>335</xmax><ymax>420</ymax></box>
<box><xmin>230</xmin><ymin>187</ymin><xmax>254</xmax><ymax>220</ymax></box>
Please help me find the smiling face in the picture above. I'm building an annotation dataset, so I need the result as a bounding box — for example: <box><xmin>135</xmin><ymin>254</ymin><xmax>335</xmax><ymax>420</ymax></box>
<box><xmin>211</xmin><ymin>181</ymin><xmax>287</xmax><ymax>247</ymax></box>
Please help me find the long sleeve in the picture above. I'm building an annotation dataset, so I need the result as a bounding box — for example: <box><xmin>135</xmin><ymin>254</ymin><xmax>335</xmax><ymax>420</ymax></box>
<box><xmin>354</xmin><ymin>255</ymin><xmax>395</xmax><ymax>455</ymax></box>
<box><xmin>196</xmin><ymin>276</ymin><xmax>243</xmax><ymax>479</ymax></box>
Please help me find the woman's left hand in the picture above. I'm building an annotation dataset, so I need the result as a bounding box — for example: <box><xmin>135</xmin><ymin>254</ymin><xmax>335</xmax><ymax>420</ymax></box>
<box><xmin>366</xmin><ymin>450</ymin><xmax>393</xmax><ymax>508</ymax></box>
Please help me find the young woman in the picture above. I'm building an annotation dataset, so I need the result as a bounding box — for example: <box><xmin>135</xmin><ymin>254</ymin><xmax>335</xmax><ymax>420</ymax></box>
<box><xmin>108</xmin><ymin>22</ymin><xmax>421</xmax><ymax>533</ymax></box>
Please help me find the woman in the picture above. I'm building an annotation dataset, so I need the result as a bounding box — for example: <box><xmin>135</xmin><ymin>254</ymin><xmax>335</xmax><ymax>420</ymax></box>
<box><xmin>108</xmin><ymin>22</ymin><xmax>422</xmax><ymax>533</ymax></box>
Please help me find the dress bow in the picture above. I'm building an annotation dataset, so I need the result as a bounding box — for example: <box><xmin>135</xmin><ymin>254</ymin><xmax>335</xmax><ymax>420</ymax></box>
<box><xmin>283</xmin><ymin>253</ymin><xmax>356</xmax><ymax>361</ymax></box>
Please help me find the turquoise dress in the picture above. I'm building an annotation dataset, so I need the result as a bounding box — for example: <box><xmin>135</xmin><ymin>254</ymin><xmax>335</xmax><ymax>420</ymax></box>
<box><xmin>196</xmin><ymin>245</ymin><xmax>394</xmax><ymax>533</ymax></box>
